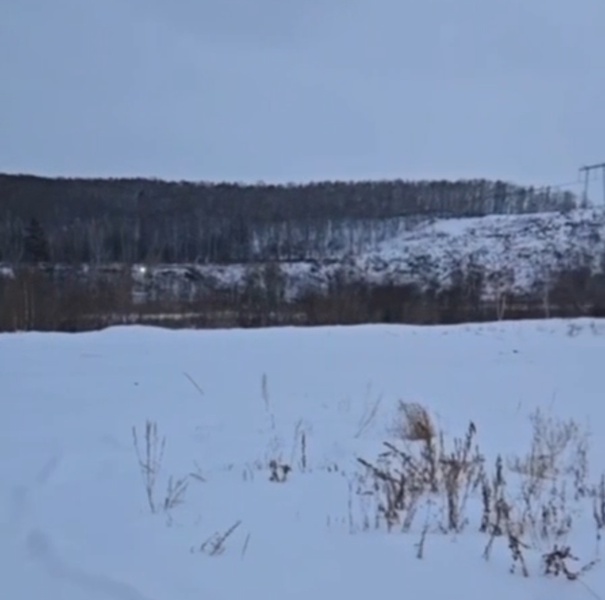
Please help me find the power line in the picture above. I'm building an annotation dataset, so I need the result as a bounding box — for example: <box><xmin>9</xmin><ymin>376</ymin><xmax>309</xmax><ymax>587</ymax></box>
<box><xmin>579</xmin><ymin>162</ymin><xmax>605</xmax><ymax>206</ymax></box>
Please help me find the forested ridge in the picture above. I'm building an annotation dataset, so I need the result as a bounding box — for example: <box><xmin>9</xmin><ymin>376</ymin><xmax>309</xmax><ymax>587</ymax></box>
<box><xmin>2</xmin><ymin>172</ymin><xmax>599</xmax><ymax>333</ymax></box>
<box><xmin>0</xmin><ymin>173</ymin><xmax>576</xmax><ymax>265</ymax></box>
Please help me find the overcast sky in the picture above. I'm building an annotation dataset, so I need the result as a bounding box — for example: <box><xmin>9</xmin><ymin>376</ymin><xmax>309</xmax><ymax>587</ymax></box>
<box><xmin>1</xmin><ymin>0</ymin><xmax>604</xmax><ymax>189</ymax></box>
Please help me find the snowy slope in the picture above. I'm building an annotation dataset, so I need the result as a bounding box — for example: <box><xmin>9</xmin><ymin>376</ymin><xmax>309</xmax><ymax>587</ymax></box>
<box><xmin>1</xmin><ymin>320</ymin><xmax>604</xmax><ymax>599</ymax></box>
<box><xmin>136</xmin><ymin>208</ymin><xmax>605</xmax><ymax>301</ymax></box>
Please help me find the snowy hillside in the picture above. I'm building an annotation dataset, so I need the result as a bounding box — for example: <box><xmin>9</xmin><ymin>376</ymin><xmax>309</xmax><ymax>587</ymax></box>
<box><xmin>1</xmin><ymin>320</ymin><xmax>605</xmax><ymax>599</ymax></box>
<box><xmin>136</xmin><ymin>208</ymin><xmax>605</xmax><ymax>302</ymax></box>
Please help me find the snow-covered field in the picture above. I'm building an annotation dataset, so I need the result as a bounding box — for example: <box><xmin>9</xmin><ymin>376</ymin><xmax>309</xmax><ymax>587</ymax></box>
<box><xmin>1</xmin><ymin>319</ymin><xmax>604</xmax><ymax>599</ymax></box>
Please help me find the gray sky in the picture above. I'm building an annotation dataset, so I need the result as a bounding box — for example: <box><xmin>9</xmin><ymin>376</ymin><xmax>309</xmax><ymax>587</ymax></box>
<box><xmin>2</xmin><ymin>0</ymin><xmax>604</xmax><ymax>189</ymax></box>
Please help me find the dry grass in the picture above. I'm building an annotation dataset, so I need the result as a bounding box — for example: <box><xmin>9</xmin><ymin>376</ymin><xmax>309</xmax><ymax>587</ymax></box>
<box><xmin>132</xmin><ymin>419</ymin><xmax>189</xmax><ymax>516</ymax></box>
<box><xmin>502</xmin><ymin>408</ymin><xmax>590</xmax><ymax>552</ymax></box>
<box><xmin>192</xmin><ymin>520</ymin><xmax>243</xmax><ymax>557</ymax></box>
<box><xmin>132</xmin><ymin>399</ymin><xmax>603</xmax><ymax>586</ymax></box>
<box><xmin>507</xmin><ymin>408</ymin><xmax>589</xmax><ymax>500</ymax></box>
<box><xmin>356</xmin><ymin>401</ymin><xmax>601</xmax><ymax>582</ymax></box>
<box><xmin>391</xmin><ymin>401</ymin><xmax>436</xmax><ymax>442</ymax></box>
<box><xmin>358</xmin><ymin>401</ymin><xmax>483</xmax><ymax>533</ymax></box>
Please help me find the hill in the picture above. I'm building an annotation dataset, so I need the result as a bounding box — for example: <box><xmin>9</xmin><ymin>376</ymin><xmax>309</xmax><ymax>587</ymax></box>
<box><xmin>0</xmin><ymin>173</ymin><xmax>576</xmax><ymax>264</ymax></box>
<box><xmin>1</xmin><ymin>173</ymin><xmax>602</xmax><ymax>331</ymax></box>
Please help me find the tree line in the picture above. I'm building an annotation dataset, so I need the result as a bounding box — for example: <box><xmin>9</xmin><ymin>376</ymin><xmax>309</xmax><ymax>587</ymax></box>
<box><xmin>1</xmin><ymin>259</ymin><xmax>603</xmax><ymax>332</ymax></box>
<box><xmin>0</xmin><ymin>174</ymin><xmax>577</xmax><ymax>265</ymax></box>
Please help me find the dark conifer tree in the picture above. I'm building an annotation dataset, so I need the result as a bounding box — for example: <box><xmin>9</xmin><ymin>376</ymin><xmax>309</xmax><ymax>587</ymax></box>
<box><xmin>23</xmin><ymin>217</ymin><xmax>50</xmax><ymax>262</ymax></box>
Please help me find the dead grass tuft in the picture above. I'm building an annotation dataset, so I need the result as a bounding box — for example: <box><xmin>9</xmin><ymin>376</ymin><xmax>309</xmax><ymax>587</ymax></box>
<box><xmin>542</xmin><ymin>545</ymin><xmax>599</xmax><ymax>580</ymax></box>
<box><xmin>132</xmin><ymin>419</ymin><xmax>189</xmax><ymax>516</ymax></box>
<box><xmin>394</xmin><ymin>401</ymin><xmax>436</xmax><ymax>442</ymax></box>
<box><xmin>356</xmin><ymin>401</ymin><xmax>601</xmax><ymax>583</ymax></box>
<box><xmin>357</xmin><ymin>403</ymin><xmax>483</xmax><ymax>534</ymax></box>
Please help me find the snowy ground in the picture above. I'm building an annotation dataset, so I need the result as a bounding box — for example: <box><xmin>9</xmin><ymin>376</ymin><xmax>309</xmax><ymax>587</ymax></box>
<box><xmin>1</xmin><ymin>319</ymin><xmax>604</xmax><ymax>599</ymax></box>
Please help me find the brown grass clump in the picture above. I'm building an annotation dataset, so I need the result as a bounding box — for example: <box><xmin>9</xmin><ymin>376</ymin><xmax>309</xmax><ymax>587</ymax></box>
<box><xmin>354</xmin><ymin>403</ymin><xmax>602</xmax><ymax>583</ymax></box>
<box><xmin>357</xmin><ymin>401</ymin><xmax>483</xmax><ymax>534</ymax></box>
<box><xmin>395</xmin><ymin>401</ymin><xmax>436</xmax><ymax>442</ymax></box>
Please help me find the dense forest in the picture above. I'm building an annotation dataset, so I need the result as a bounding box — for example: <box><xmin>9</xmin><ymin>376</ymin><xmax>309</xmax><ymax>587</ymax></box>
<box><xmin>0</xmin><ymin>174</ymin><xmax>576</xmax><ymax>265</ymax></box>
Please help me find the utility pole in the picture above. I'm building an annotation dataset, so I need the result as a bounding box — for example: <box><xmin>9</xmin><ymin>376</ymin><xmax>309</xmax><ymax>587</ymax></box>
<box><xmin>579</xmin><ymin>162</ymin><xmax>605</xmax><ymax>206</ymax></box>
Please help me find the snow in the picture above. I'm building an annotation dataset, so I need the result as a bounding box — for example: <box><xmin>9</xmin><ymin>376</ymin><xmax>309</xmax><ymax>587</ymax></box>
<box><xmin>1</xmin><ymin>319</ymin><xmax>604</xmax><ymax>599</ymax></box>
